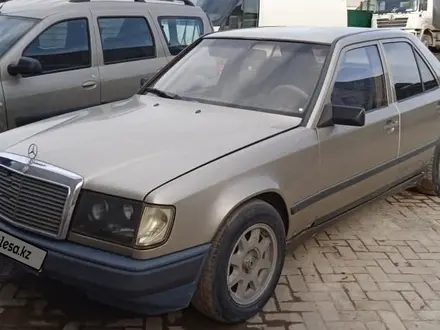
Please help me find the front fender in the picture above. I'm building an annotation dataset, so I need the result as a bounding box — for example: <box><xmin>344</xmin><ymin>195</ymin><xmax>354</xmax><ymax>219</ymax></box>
<box><xmin>208</xmin><ymin>175</ymin><xmax>286</xmax><ymax>238</ymax></box>
<box><xmin>143</xmin><ymin>171</ymin><xmax>287</xmax><ymax>259</ymax></box>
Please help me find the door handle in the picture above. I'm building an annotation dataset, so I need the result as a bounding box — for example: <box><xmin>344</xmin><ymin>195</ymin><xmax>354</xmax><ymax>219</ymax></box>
<box><xmin>82</xmin><ymin>81</ymin><xmax>97</xmax><ymax>89</ymax></box>
<box><xmin>384</xmin><ymin>119</ymin><xmax>398</xmax><ymax>133</ymax></box>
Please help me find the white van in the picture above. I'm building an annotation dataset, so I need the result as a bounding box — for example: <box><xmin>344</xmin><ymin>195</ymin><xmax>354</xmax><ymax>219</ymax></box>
<box><xmin>194</xmin><ymin>0</ymin><xmax>348</xmax><ymax>31</ymax></box>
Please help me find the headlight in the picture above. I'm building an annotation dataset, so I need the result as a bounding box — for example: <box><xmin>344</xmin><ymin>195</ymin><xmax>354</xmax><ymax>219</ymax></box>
<box><xmin>136</xmin><ymin>205</ymin><xmax>175</xmax><ymax>247</ymax></box>
<box><xmin>70</xmin><ymin>190</ymin><xmax>175</xmax><ymax>248</ymax></box>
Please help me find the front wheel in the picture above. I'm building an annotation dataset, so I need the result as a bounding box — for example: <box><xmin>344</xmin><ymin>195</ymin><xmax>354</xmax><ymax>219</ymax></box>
<box><xmin>192</xmin><ymin>199</ymin><xmax>286</xmax><ymax>323</ymax></box>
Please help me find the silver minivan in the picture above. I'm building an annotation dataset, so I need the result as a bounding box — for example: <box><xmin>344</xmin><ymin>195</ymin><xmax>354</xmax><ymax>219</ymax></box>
<box><xmin>0</xmin><ymin>0</ymin><xmax>212</xmax><ymax>130</ymax></box>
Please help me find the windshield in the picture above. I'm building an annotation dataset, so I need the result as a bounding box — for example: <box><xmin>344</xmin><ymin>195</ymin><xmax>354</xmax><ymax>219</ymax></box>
<box><xmin>194</xmin><ymin>0</ymin><xmax>238</xmax><ymax>26</ymax></box>
<box><xmin>146</xmin><ymin>38</ymin><xmax>330</xmax><ymax>117</ymax></box>
<box><xmin>375</xmin><ymin>0</ymin><xmax>420</xmax><ymax>13</ymax></box>
<box><xmin>0</xmin><ymin>15</ymin><xmax>37</xmax><ymax>58</ymax></box>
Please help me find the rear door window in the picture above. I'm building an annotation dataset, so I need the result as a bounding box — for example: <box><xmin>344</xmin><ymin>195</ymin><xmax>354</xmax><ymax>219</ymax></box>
<box><xmin>382</xmin><ymin>42</ymin><xmax>424</xmax><ymax>101</ymax></box>
<box><xmin>98</xmin><ymin>16</ymin><xmax>156</xmax><ymax>64</ymax></box>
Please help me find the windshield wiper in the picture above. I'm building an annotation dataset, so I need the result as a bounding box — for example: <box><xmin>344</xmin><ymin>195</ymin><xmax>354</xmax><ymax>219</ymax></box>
<box><xmin>144</xmin><ymin>87</ymin><xmax>181</xmax><ymax>100</ymax></box>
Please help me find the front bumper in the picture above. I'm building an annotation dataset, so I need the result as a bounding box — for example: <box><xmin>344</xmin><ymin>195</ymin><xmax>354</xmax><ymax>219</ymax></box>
<box><xmin>0</xmin><ymin>220</ymin><xmax>210</xmax><ymax>315</ymax></box>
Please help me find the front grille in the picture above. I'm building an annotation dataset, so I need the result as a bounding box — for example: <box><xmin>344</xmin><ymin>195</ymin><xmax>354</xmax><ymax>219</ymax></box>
<box><xmin>0</xmin><ymin>166</ymin><xmax>69</xmax><ymax>235</ymax></box>
<box><xmin>376</xmin><ymin>17</ymin><xmax>408</xmax><ymax>28</ymax></box>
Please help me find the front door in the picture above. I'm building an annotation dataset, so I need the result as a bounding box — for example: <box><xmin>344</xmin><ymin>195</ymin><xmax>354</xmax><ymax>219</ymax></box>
<box><xmin>91</xmin><ymin>9</ymin><xmax>169</xmax><ymax>104</ymax></box>
<box><xmin>310</xmin><ymin>42</ymin><xmax>401</xmax><ymax>225</ymax></box>
<box><xmin>1</xmin><ymin>12</ymin><xmax>101</xmax><ymax>129</ymax></box>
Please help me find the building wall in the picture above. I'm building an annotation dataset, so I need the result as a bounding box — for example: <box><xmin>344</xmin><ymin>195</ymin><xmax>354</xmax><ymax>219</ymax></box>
<box><xmin>347</xmin><ymin>0</ymin><xmax>361</xmax><ymax>9</ymax></box>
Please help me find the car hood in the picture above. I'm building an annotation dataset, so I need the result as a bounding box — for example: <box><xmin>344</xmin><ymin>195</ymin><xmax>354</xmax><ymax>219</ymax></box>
<box><xmin>0</xmin><ymin>95</ymin><xmax>301</xmax><ymax>200</ymax></box>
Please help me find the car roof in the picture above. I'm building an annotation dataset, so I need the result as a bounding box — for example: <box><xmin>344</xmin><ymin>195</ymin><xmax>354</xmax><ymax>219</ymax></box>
<box><xmin>0</xmin><ymin>0</ymin><xmax>201</xmax><ymax>19</ymax></box>
<box><xmin>207</xmin><ymin>26</ymin><xmax>411</xmax><ymax>44</ymax></box>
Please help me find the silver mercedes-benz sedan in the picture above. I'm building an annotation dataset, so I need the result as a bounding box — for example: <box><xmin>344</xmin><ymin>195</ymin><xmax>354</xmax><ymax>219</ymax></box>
<box><xmin>0</xmin><ymin>26</ymin><xmax>439</xmax><ymax>323</ymax></box>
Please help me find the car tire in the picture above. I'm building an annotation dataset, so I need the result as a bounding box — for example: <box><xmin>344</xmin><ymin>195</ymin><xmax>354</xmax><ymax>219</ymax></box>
<box><xmin>191</xmin><ymin>199</ymin><xmax>286</xmax><ymax>323</ymax></box>
<box><xmin>415</xmin><ymin>144</ymin><xmax>440</xmax><ymax>196</ymax></box>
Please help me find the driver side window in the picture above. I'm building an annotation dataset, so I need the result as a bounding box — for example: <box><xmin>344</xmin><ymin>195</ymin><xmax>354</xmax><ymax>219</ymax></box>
<box><xmin>331</xmin><ymin>45</ymin><xmax>387</xmax><ymax>112</ymax></box>
<box><xmin>23</xmin><ymin>18</ymin><xmax>91</xmax><ymax>74</ymax></box>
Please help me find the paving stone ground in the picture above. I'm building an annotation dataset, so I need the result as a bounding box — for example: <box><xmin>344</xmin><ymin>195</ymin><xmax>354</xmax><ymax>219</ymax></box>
<box><xmin>2</xmin><ymin>190</ymin><xmax>440</xmax><ymax>329</ymax></box>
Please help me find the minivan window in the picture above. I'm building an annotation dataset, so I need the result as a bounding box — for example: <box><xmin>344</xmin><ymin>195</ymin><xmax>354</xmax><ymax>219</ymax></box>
<box><xmin>0</xmin><ymin>15</ymin><xmax>37</xmax><ymax>58</ymax></box>
<box><xmin>98</xmin><ymin>17</ymin><xmax>155</xmax><ymax>64</ymax></box>
<box><xmin>23</xmin><ymin>18</ymin><xmax>91</xmax><ymax>74</ymax></box>
<box><xmin>159</xmin><ymin>16</ymin><xmax>203</xmax><ymax>55</ymax></box>
<box><xmin>194</xmin><ymin>0</ymin><xmax>227</xmax><ymax>25</ymax></box>
<box><xmin>194</xmin><ymin>0</ymin><xmax>259</xmax><ymax>27</ymax></box>
<box><xmin>221</xmin><ymin>0</ymin><xmax>260</xmax><ymax>30</ymax></box>
<box><xmin>148</xmin><ymin>38</ymin><xmax>329</xmax><ymax>117</ymax></box>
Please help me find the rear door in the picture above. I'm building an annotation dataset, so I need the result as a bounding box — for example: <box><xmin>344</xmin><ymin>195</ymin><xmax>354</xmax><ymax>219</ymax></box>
<box><xmin>1</xmin><ymin>11</ymin><xmax>101</xmax><ymax>128</ymax></box>
<box><xmin>380</xmin><ymin>39</ymin><xmax>440</xmax><ymax>178</ymax></box>
<box><xmin>91</xmin><ymin>8</ymin><xmax>169</xmax><ymax>104</ymax></box>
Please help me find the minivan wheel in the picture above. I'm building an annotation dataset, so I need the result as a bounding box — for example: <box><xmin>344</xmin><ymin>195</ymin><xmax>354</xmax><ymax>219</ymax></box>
<box><xmin>192</xmin><ymin>200</ymin><xmax>286</xmax><ymax>323</ymax></box>
<box><xmin>415</xmin><ymin>144</ymin><xmax>440</xmax><ymax>196</ymax></box>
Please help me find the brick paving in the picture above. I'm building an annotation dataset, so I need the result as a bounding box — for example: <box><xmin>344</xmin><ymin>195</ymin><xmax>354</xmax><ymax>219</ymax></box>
<box><xmin>2</xmin><ymin>190</ymin><xmax>440</xmax><ymax>329</ymax></box>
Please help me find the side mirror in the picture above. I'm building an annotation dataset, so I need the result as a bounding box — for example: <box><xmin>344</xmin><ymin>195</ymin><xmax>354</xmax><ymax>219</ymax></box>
<box><xmin>332</xmin><ymin>104</ymin><xmax>366</xmax><ymax>127</ymax></box>
<box><xmin>7</xmin><ymin>57</ymin><xmax>42</xmax><ymax>76</ymax></box>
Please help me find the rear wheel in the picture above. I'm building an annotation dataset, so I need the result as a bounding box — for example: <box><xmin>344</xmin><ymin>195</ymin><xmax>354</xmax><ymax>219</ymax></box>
<box><xmin>192</xmin><ymin>199</ymin><xmax>286</xmax><ymax>323</ymax></box>
<box><xmin>415</xmin><ymin>144</ymin><xmax>440</xmax><ymax>196</ymax></box>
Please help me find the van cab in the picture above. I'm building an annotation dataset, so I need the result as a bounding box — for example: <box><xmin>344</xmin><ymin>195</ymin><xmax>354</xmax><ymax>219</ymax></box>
<box><xmin>0</xmin><ymin>0</ymin><xmax>212</xmax><ymax>130</ymax></box>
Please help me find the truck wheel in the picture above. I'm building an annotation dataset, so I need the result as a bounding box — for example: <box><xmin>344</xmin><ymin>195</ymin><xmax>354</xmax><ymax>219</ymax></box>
<box><xmin>415</xmin><ymin>144</ymin><xmax>440</xmax><ymax>196</ymax></box>
<box><xmin>192</xmin><ymin>199</ymin><xmax>286</xmax><ymax>323</ymax></box>
<box><xmin>422</xmin><ymin>34</ymin><xmax>433</xmax><ymax>49</ymax></box>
